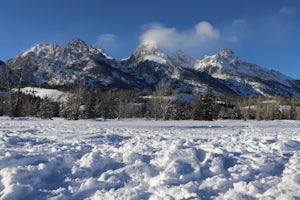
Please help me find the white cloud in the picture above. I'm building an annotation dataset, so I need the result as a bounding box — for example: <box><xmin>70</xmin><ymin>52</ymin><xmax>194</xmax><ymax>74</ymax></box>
<box><xmin>95</xmin><ymin>34</ymin><xmax>119</xmax><ymax>55</ymax></box>
<box><xmin>232</xmin><ymin>19</ymin><xmax>246</xmax><ymax>26</ymax></box>
<box><xmin>139</xmin><ymin>21</ymin><xmax>221</xmax><ymax>52</ymax></box>
<box><xmin>140</xmin><ymin>24</ymin><xmax>179</xmax><ymax>50</ymax></box>
<box><xmin>226</xmin><ymin>19</ymin><xmax>248</xmax><ymax>42</ymax></box>
<box><xmin>97</xmin><ymin>34</ymin><xmax>118</xmax><ymax>44</ymax></box>
<box><xmin>226</xmin><ymin>36</ymin><xmax>238</xmax><ymax>43</ymax></box>
<box><xmin>194</xmin><ymin>21</ymin><xmax>220</xmax><ymax>39</ymax></box>
<box><xmin>280</xmin><ymin>7</ymin><xmax>296</xmax><ymax>15</ymax></box>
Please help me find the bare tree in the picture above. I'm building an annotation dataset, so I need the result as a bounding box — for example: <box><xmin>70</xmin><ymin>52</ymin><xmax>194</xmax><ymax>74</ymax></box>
<box><xmin>289</xmin><ymin>98</ymin><xmax>297</xmax><ymax>120</ymax></box>
<box><xmin>191</xmin><ymin>88</ymin><xmax>204</xmax><ymax>120</ymax></box>
<box><xmin>151</xmin><ymin>79</ymin><xmax>173</xmax><ymax>120</ymax></box>
<box><xmin>0</xmin><ymin>61</ymin><xmax>27</xmax><ymax>117</ymax></box>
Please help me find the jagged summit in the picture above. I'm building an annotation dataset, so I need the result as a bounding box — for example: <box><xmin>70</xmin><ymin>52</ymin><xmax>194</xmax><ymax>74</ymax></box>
<box><xmin>217</xmin><ymin>48</ymin><xmax>237</xmax><ymax>57</ymax></box>
<box><xmin>139</xmin><ymin>40</ymin><xmax>160</xmax><ymax>50</ymax></box>
<box><xmin>130</xmin><ymin>40</ymin><xmax>167</xmax><ymax>65</ymax></box>
<box><xmin>66</xmin><ymin>38</ymin><xmax>87</xmax><ymax>47</ymax></box>
<box><xmin>65</xmin><ymin>38</ymin><xmax>89</xmax><ymax>55</ymax></box>
<box><xmin>134</xmin><ymin>40</ymin><xmax>161</xmax><ymax>56</ymax></box>
<box><xmin>21</xmin><ymin>43</ymin><xmax>59</xmax><ymax>57</ymax></box>
<box><xmin>194</xmin><ymin>47</ymin><xmax>300</xmax><ymax>96</ymax></box>
<box><xmin>216</xmin><ymin>48</ymin><xmax>240</xmax><ymax>64</ymax></box>
<box><xmin>168</xmin><ymin>50</ymin><xmax>197</xmax><ymax>69</ymax></box>
<box><xmin>196</xmin><ymin>48</ymin><xmax>241</xmax><ymax>70</ymax></box>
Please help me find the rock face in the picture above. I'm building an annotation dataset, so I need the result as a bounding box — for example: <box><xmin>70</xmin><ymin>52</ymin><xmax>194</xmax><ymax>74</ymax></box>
<box><xmin>195</xmin><ymin>48</ymin><xmax>300</xmax><ymax>96</ymax></box>
<box><xmin>5</xmin><ymin>39</ymin><xmax>142</xmax><ymax>90</ymax></box>
<box><xmin>3</xmin><ymin>38</ymin><xmax>300</xmax><ymax>97</ymax></box>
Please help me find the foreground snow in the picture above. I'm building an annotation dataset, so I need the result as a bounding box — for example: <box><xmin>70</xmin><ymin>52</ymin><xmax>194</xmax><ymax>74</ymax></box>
<box><xmin>0</xmin><ymin>118</ymin><xmax>300</xmax><ymax>199</ymax></box>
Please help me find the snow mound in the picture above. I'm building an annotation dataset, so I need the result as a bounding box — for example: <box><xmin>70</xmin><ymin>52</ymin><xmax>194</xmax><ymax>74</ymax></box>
<box><xmin>0</xmin><ymin>118</ymin><xmax>300</xmax><ymax>199</ymax></box>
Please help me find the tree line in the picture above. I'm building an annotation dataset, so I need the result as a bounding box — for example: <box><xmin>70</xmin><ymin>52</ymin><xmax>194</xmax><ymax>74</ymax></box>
<box><xmin>0</xmin><ymin>82</ymin><xmax>299</xmax><ymax>121</ymax></box>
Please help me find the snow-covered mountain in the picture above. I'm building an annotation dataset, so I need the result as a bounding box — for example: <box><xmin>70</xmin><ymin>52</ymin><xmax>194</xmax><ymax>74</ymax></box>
<box><xmin>3</xmin><ymin>39</ymin><xmax>300</xmax><ymax>97</ymax></box>
<box><xmin>5</xmin><ymin>39</ymin><xmax>145</xmax><ymax>90</ymax></box>
<box><xmin>120</xmin><ymin>41</ymin><xmax>235</xmax><ymax>94</ymax></box>
<box><xmin>194</xmin><ymin>48</ymin><xmax>300</xmax><ymax>96</ymax></box>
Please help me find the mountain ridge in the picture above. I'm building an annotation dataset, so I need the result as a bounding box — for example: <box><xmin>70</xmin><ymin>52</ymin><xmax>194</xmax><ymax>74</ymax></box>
<box><xmin>1</xmin><ymin>38</ymin><xmax>300</xmax><ymax>97</ymax></box>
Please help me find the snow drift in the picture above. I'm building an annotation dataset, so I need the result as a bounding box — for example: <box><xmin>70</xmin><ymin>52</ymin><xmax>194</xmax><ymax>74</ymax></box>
<box><xmin>0</xmin><ymin>118</ymin><xmax>300</xmax><ymax>199</ymax></box>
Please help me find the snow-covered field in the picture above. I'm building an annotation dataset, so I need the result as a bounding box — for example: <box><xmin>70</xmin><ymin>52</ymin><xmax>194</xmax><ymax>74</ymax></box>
<box><xmin>0</xmin><ymin>118</ymin><xmax>300</xmax><ymax>200</ymax></box>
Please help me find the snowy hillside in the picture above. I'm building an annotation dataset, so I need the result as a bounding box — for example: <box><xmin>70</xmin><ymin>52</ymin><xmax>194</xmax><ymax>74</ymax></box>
<box><xmin>0</xmin><ymin>118</ymin><xmax>300</xmax><ymax>199</ymax></box>
<box><xmin>20</xmin><ymin>87</ymin><xmax>69</xmax><ymax>103</ymax></box>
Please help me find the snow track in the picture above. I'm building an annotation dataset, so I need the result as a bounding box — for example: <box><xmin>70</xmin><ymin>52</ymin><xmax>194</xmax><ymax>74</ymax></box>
<box><xmin>0</xmin><ymin>118</ymin><xmax>300</xmax><ymax>199</ymax></box>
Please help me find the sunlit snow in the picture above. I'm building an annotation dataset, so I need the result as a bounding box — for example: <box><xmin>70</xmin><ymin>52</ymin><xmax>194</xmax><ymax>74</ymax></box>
<box><xmin>0</xmin><ymin>118</ymin><xmax>300</xmax><ymax>199</ymax></box>
<box><xmin>143</xmin><ymin>55</ymin><xmax>167</xmax><ymax>65</ymax></box>
<box><xmin>20</xmin><ymin>87</ymin><xmax>69</xmax><ymax>103</ymax></box>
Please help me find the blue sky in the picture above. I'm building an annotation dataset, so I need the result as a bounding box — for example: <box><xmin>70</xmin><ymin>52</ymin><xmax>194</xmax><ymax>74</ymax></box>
<box><xmin>1</xmin><ymin>0</ymin><xmax>300</xmax><ymax>78</ymax></box>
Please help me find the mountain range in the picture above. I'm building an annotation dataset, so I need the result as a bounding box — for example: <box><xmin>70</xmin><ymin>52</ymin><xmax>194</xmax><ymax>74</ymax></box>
<box><xmin>1</xmin><ymin>38</ymin><xmax>300</xmax><ymax>97</ymax></box>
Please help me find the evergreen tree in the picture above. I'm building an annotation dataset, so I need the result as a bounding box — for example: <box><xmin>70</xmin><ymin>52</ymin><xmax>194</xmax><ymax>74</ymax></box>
<box><xmin>81</xmin><ymin>89</ymin><xmax>97</xmax><ymax>119</ymax></box>
<box><xmin>60</xmin><ymin>92</ymin><xmax>83</xmax><ymax>120</ymax></box>
<box><xmin>93</xmin><ymin>90</ymin><xmax>118</xmax><ymax>119</ymax></box>
<box><xmin>165</xmin><ymin>101</ymin><xmax>188</xmax><ymax>120</ymax></box>
<box><xmin>37</xmin><ymin>97</ymin><xmax>54</xmax><ymax>119</ymax></box>
<box><xmin>202</xmin><ymin>85</ymin><xmax>216</xmax><ymax>120</ymax></box>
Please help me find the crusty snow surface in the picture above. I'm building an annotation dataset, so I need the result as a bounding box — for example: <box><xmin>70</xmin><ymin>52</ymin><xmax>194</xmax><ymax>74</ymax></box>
<box><xmin>0</xmin><ymin>118</ymin><xmax>300</xmax><ymax>200</ymax></box>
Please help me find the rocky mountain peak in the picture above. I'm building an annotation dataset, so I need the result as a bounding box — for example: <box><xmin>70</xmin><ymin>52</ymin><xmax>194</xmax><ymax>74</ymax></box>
<box><xmin>168</xmin><ymin>50</ymin><xmax>197</xmax><ymax>68</ymax></box>
<box><xmin>66</xmin><ymin>38</ymin><xmax>89</xmax><ymax>53</ymax></box>
<box><xmin>129</xmin><ymin>40</ymin><xmax>167</xmax><ymax>64</ymax></box>
<box><xmin>134</xmin><ymin>40</ymin><xmax>162</xmax><ymax>56</ymax></box>
<box><xmin>140</xmin><ymin>40</ymin><xmax>160</xmax><ymax>50</ymax></box>
<box><xmin>0</xmin><ymin>60</ymin><xmax>5</xmax><ymax>65</ymax></box>
<box><xmin>216</xmin><ymin>48</ymin><xmax>239</xmax><ymax>64</ymax></box>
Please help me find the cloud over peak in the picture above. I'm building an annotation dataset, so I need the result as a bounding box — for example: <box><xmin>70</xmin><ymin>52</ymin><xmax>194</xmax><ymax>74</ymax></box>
<box><xmin>139</xmin><ymin>21</ymin><xmax>221</xmax><ymax>53</ymax></box>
